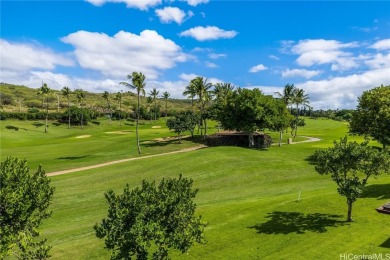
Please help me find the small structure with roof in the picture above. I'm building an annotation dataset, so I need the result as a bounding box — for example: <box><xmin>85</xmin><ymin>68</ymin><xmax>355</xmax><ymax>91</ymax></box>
<box><xmin>376</xmin><ymin>202</ymin><xmax>390</xmax><ymax>214</ymax></box>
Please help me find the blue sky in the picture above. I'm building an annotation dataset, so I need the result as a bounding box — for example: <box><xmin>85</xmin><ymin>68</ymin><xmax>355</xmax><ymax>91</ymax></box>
<box><xmin>1</xmin><ymin>0</ymin><xmax>390</xmax><ymax>109</ymax></box>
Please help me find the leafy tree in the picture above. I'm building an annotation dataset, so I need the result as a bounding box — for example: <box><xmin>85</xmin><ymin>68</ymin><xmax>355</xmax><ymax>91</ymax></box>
<box><xmin>61</xmin><ymin>86</ymin><xmax>72</xmax><ymax>129</ymax></box>
<box><xmin>217</xmin><ymin>88</ymin><xmax>275</xmax><ymax>147</ymax></box>
<box><xmin>349</xmin><ymin>85</ymin><xmax>390</xmax><ymax>148</ymax></box>
<box><xmin>0</xmin><ymin>156</ymin><xmax>55</xmax><ymax>259</ymax></box>
<box><xmin>268</xmin><ymin>99</ymin><xmax>293</xmax><ymax>147</ymax></box>
<box><xmin>39</xmin><ymin>83</ymin><xmax>50</xmax><ymax>133</ymax></box>
<box><xmin>162</xmin><ymin>91</ymin><xmax>170</xmax><ymax>118</ymax></box>
<box><xmin>312</xmin><ymin>137</ymin><xmax>390</xmax><ymax>222</ymax></box>
<box><xmin>94</xmin><ymin>175</ymin><xmax>206</xmax><ymax>260</ymax></box>
<box><xmin>166</xmin><ymin>112</ymin><xmax>198</xmax><ymax>143</ymax></box>
<box><xmin>120</xmin><ymin>72</ymin><xmax>146</xmax><ymax>154</ymax></box>
<box><xmin>75</xmin><ymin>89</ymin><xmax>86</xmax><ymax>128</ymax></box>
<box><xmin>102</xmin><ymin>91</ymin><xmax>112</xmax><ymax>125</ymax></box>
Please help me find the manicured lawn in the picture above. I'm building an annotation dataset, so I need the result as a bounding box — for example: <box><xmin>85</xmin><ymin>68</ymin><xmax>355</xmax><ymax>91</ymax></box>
<box><xmin>2</xmin><ymin>118</ymin><xmax>389</xmax><ymax>259</ymax></box>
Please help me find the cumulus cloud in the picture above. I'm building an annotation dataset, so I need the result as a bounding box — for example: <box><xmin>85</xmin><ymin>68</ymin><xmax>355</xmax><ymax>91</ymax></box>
<box><xmin>183</xmin><ymin>0</ymin><xmax>209</xmax><ymax>6</ymax></box>
<box><xmin>249</xmin><ymin>64</ymin><xmax>268</xmax><ymax>73</ymax></box>
<box><xmin>0</xmin><ymin>39</ymin><xmax>74</xmax><ymax>71</ymax></box>
<box><xmin>61</xmin><ymin>30</ymin><xmax>190</xmax><ymax>79</ymax></box>
<box><xmin>364</xmin><ymin>53</ymin><xmax>390</xmax><ymax>69</ymax></box>
<box><xmin>209</xmin><ymin>53</ymin><xmax>226</xmax><ymax>59</ymax></box>
<box><xmin>268</xmin><ymin>55</ymin><xmax>280</xmax><ymax>60</ymax></box>
<box><xmin>282</xmin><ymin>69</ymin><xmax>321</xmax><ymax>79</ymax></box>
<box><xmin>178</xmin><ymin>73</ymin><xmax>223</xmax><ymax>84</ymax></box>
<box><xmin>370</xmin><ymin>39</ymin><xmax>390</xmax><ymax>50</ymax></box>
<box><xmin>155</xmin><ymin>7</ymin><xmax>192</xmax><ymax>24</ymax></box>
<box><xmin>179</xmin><ymin>26</ymin><xmax>238</xmax><ymax>41</ymax></box>
<box><xmin>205</xmin><ymin>61</ymin><xmax>218</xmax><ymax>68</ymax></box>
<box><xmin>85</xmin><ymin>0</ymin><xmax>161</xmax><ymax>10</ymax></box>
<box><xmin>291</xmin><ymin>39</ymin><xmax>359</xmax><ymax>71</ymax></box>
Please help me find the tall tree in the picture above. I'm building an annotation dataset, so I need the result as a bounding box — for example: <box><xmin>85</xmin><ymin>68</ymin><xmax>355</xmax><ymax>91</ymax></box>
<box><xmin>39</xmin><ymin>83</ymin><xmax>50</xmax><ymax>133</ymax></box>
<box><xmin>75</xmin><ymin>89</ymin><xmax>86</xmax><ymax>128</ymax></box>
<box><xmin>61</xmin><ymin>86</ymin><xmax>72</xmax><ymax>129</ymax></box>
<box><xmin>183</xmin><ymin>83</ymin><xmax>196</xmax><ymax>107</ymax></box>
<box><xmin>120</xmin><ymin>72</ymin><xmax>146</xmax><ymax>154</ymax></box>
<box><xmin>213</xmin><ymin>82</ymin><xmax>234</xmax><ymax>103</ymax></box>
<box><xmin>94</xmin><ymin>175</ymin><xmax>206</xmax><ymax>259</ymax></box>
<box><xmin>268</xmin><ymin>99</ymin><xmax>293</xmax><ymax>147</ymax></box>
<box><xmin>191</xmin><ymin>77</ymin><xmax>213</xmax><ymax>137</ymax></box>
<box><xmin>102</xmin><ymin>91</ymin><xmax>112</xmax><ymax>125</ymax></box>
<box><xmin>149</xmin><ymin>88</ymin><xmax>159</xmax><ymax>122</ymax></box>
<box><xmin>291</xmin><ymin>88</ymin><xmax>310</xmax><ymax>138</ymax></box>
<box><xmin>312</xmin><ymin>137</ymin><xmax>390</xmax><ymax>222</ymax></box>
<box><xmin>115</xmin><ymin>91</ymin><xmax>123</xmax><ymax>126</ymax></box>
<box><xmin>162</xmin><ymin>91</ymin><xmax>170</xmax><ymax>118</ymax></box>
<box><xmin>275</xmin><ymin>83</ymin><xmax>295</xmax><ymax>107</ymax></box>
<box><xmin>349</xmin><ymin>85</ymin><xmax>390</xmax><ymax>149</ymax></box>
<box><xmin>0</xmin><ymin>156</ymin><xmax>55</xmax><ymax>259</ymax></box>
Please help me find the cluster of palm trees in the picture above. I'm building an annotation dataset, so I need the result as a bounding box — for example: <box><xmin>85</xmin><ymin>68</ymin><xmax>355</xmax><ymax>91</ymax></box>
<box><xmin>275</xmin><ymin>84</ymin><xmax>310</xmax><ymax>138</ymax></box>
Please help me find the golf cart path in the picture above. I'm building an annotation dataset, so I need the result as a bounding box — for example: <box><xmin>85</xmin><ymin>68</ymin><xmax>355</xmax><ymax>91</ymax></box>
<box><xmin>47</xmin><ymin>136</ymin><xmax>321</xmax><ymax>177</ymax></box>
<box><xmin>47</xmin><ymin>145</ymin><xmax>207</xmax><ymax>177</ymax></box>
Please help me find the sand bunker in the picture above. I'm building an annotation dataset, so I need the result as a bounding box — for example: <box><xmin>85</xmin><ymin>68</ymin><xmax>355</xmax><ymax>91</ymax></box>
<box><xmin>75</xmin><ymin>135</ymin><xmax>91</xmax><ymax>139</ymax></box>
<box><xmin>152</xmin><ymin>126</ymin><xmax>161</xmax><ymax>129</ymax></box>
<box><xmin>105</xmin><ymin>131</ymin><xmax>132</xmax><ymax>134</ymax></box>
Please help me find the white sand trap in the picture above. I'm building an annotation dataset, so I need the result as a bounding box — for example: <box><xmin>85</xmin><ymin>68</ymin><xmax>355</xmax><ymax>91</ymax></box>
<box><xmin>75</xmin><ymin>135</ymin><xmax>91</xmax><ymax>139</ymax></box>
<box><xmin>105</xmin><ymin>131</ymin><xmax>131</xmax><ymax>134</ymax></box>
<box><xmin>152</xmin><ymin>126</ymin><xmax>161</xmax><ymax>129</ymax></box>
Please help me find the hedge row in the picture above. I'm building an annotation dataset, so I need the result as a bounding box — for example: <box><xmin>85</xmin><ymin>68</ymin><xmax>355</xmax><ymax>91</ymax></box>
<box><xmin>0</xmin><ymin>112</ymin><xmax>64</xmax><ymax>121</ymax></box>
<box><xmin>205</xmin><ymin>133</ymin><xmax>272</xmax><ymax>149</ymax></box>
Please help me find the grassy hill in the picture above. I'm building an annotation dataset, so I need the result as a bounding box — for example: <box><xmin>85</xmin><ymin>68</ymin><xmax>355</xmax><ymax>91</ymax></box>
<box><xmin>2</xmin><ymin>117</ymin><xmax>389</xmax><ymax>259</ymax></box>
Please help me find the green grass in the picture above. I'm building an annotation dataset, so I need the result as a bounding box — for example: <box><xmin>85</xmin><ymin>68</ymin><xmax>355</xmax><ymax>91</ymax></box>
<box><xmin>2</xmin><ymin>118</ymin><xmax>389</xmax><ymax>259</ymax></box>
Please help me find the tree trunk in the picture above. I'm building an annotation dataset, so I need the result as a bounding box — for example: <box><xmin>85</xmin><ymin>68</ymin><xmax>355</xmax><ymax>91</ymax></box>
<box><xmin>68</xmin><ymin>100</ymin><xmax>70</xmax><ymax>129</ymax></box>
<box><xmin>178</xmin><ymin>133</ymin><xmax>182</xmax><ymax>144</ymax></box>
<box><xmin>279</xmin><ymin>131</ymin><xmax>282</xmax><ymax>147</ymax></box>
<box><xmin>248</xmin><ymin>132</ymin><xmax>254</xmax><ymax>148</ymax></box>
<box><xmin>295</xmin><ymin>104</ymin><xmax>299</xmax><ymax>138</ymax></box>
<box><xmin>136</xmin><ymin>93</ymin><xmax>141</xmax><ymax>154</ymax></box>
<box><xmin>204</xmin><ymin>118</ymin><xmax>207</xmax><ymax>137</ymax></box>
<box><xmin>45</xmin><ymin>97</ymin><xmax>48</xmax><ymax>133</ymax></box>
<box><xmin>347</xmin><ymin>199</ymin><xmax>353</xmax><ymax>222</ymax></box>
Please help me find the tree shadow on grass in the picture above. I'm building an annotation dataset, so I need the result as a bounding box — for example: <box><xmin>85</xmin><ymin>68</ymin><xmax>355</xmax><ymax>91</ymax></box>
<box><xmin>361</xmin><ymin>184</ymin><xmax>390</xmax><ymax>200</ymax></box>
<box><xmin>52</xmin><ymin>122</ymin><xmax>62</xmax><ymax>126</ymax></box>
<box><xmin>91</xmin><ymin>121</ymin><xmax>100</xmax><ymax>125</ymax></box>
<box><xmin>57</xmin><ymin>155</ymin><xmax>89</xmax><ymax>160</ymax></box>
<box><xmin>5</xmin><ymin>125</ymin><xmax>19</xmax><ymax>131</ymax></box>
<box><xmin>380</xmin><ymin>237</ymin><xmax>390</xmax><ymax>248</ymax></box>
<box><xmin>142</xmin><ymin>136</ymin><xmax>205</xmax><ymax>148</ymax></box>
<box><xmin>249</xmin><ymin>211</ymin><xmax>347</xmax><ymax>235</ymax></box>
<box><xmin>32</xmin><ymin>122</ymin><xmax>45</xmax><ymax>127</ymax></box>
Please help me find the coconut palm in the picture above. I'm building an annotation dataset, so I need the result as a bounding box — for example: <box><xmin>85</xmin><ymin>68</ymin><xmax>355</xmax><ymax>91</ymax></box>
<box><xmin>39</xmin><ymin>83</ymin><xmax>50</xmax><ymax>133</ymax></box>
<box><xmin>213</xmin><ymin>83</ymin><xmax>234</xmax><ymax>103</ymax></box>
<box><xmin>148</xmin><ymin>88</ymin><xmax>159</xmax><ymax>122</ymax></box>
<box><xmin>292</xmin><ymin>88</ymin><xmax>310</xmax><ymax>138</ymax></box>
<box><xmin>115</xmin><ymin>91</ymin><xmax>123</xmax><ymax>126</ymax></box>
<box><xmin>61</xmin><ymin>86</ymin><xmax>72</xmax><ymax>129</ymax></box>
<box><xmin>162</xmin><ymin>91</ymin><xmax>170</xmax><ymax>118</ymax></box>
<box><xmin>183</xmin><ymin>83</ymin><xmax>196</xmax><ymax>107</ymax></box>
<box><xmin>120</xmin><ymin>72</ymin><xmax>146</xmax><ymax>154</ymax></box>
<box><xmin>191</xmin><ymin>77</ymin><xmax>213</xmax><ymax>137</ymax></box>
<box><xmin>102</xmin><ymin>91</ymin><xmax>112</xmax><ymax>125</ymax></box>
<box><xmin>75</xmin><ymin>89</ymin><xmax>86</xmax><ymax>128</ymax></box>
<box><xmin>275</xmin><ymin>83</ymin><xmax>295</xmax><ymax>108</ymax></box>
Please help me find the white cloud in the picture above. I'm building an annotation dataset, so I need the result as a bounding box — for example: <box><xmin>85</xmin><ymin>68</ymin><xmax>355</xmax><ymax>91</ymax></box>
<box><xmin>183</xmin><ymin>0</ymin><xmax>209</xmax><ymax>6</ymax></box>
<box><xmin>268</xmin><ymin>55</ymin><xmax>280</xmax><ymax>60</ymax></box>
<box><xmin>291</xmin><ymin>39</ymin><xmax>359</xmax><ymax>71</ymax></box>
<box><xmin>249</xmin><ymin>64</ymin><xmax>268</xmax><ymax>73</ymax></box>
<box><xmin>178</xmin><ymin>73</ymin><xmax>223</xmax><ymax>85</ymax></box>
<box><xmin>365</xmin><ymin>53</ymin><xmax>390</xmax><ymax>69</ymax></box>
<box><xmin>179</xmin><ymin>26</ymin><xmax>238</xmax><ymax>41</ymax></box>
<box><xmin>155</xmin><ymin>7</ymin><xmax>190</xmax><ymax>25</ymax></box>
<box><xmin>370</xmin><ymin>39</ymin><xmax>390</xmax><ymax>50</ymax></box>
<box><xmin>209</xmin><ymin>53</ymin><xmax>226</xmax><ymax>59</ymax></box>
<box><xmin>61</xmin><ymin>30</ymin><xmax>190</xmax><ymax>79</ymax></box>
<box><xmin>297</xmin><ymin>67</ymin><xmax>390</xmax><ymax>109</ymax></box>
<box><xmin>85</xmin><ymin>0</ymin><xmax>161</xmax><ymax>10</ymax></box>
<box><xmin>0</xmin><ymin>39</ymin><xmax>74</xmax><ymax>71</ymax></box>
<box><xmin>282</xmin><ymin>69</ymin><xmax>321</xmax><ymax>79</ymax></box>
<box><xmin>205</xmin><ymin>61</ymin><xmax>218</xmax><ymax>68</ymax></box>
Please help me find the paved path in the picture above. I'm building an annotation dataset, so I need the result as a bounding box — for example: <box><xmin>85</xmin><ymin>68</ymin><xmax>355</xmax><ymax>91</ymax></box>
<box><xmin>271</xmin><ymin>136</ymin><xmax>321</xmax><ymax>146</ymax></box>
<box><xmin>48</xmin><ymin>136</ymin><xmax>321</xmax><ymax>177</ymax></box>
<box><xmin>47</xmin><ymin>145</ymin><xmax>206</xmax><ymax>177</ymax></box>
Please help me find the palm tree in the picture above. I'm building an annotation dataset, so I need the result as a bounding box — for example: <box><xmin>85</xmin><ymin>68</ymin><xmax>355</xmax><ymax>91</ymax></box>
<box><xmin>39</xmin><ymin>83</ymin><xmax>50</xmax><ymax>133</ymax></box>
<box><xmin>183</xmin><ymin>83</ymin><xmax>196</xmax><ymax>107</ymax></box>
<box><xmin>120</xmin><ymin>72</ymin><xmax>146</xmax><ymax>155</ymax></box>
<box><xmin>213</xmin><ymin>83</ymin><xmax>234</xmax><ymax>103</ymax></box>
<box><xmin>61</xmin><ymin>86</ymin><xmax>72</xmax><ymax>129</ymax></box>
<box><xmin>75</xmin><ymin>89</ymin><xmax>86</xmax><ymax>128</ymax></box>
<box><xmin>275</xmin><ymin>83</ymin><xmax>295</xmax><ymax>109</ymax></box>
<box><xmin>115</xmin><ymin>91</ymin><xmax>123</xmax><ymax>126</ymax></box>
<box><xmin>292</xmin><ymin>88</ymin><xmax>310</xmax><ymax>138</ymax></box>
<box><xmin>162</xmin><ymin>91</ymin><xmax>170</xmax><ymax>118</ymax></box>
<box><xmin>191</xmin><ymin>77</ymin><xmax>213</xmax><ymax>137</ymax></box>
<box><xmin>102</xmin><ymin>91</ymin><xmax>112</xmax><ymax>125</ymax></box>
<box><xmin>148</xmin><ymin>88</ymin><xmax>159</xmax><ymax>122</ymax></box>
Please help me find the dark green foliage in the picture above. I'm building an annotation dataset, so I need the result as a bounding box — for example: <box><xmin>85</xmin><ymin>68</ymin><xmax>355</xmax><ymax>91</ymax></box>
<box><xmin>61</xmin><ymin>107</ymin><xmax>99</xmax><ymax>125</ymax></box>
<box><xmin>206</xmin><ymin>133</ymin><xmax>272</xmax><ymax>148</ymax></box>
<box><xmin>0</xmin><ymin>157</ymin><xmax>55</xmax><ymax>259</ymax></box>
<box><xmin>94</xmin><ymin>175</ymin><xmax>206</xmax><ymax>260</ymax></box>
<box><xmin>349</xmin><ymin>85</ymin><xmax>390</xmax><ymax>148</ymax></box>
<box><xmin>0</xmin><ymin>93</ymin><xmax>14</xmax><ymax>106</ymax></box>
<box><xmin>166</xmin><ymin>111</ymin><xmax>198</xmax><ymax>142</ymax></box>
<box><xmin>0</xmin><ymin>111</ymin><xmax>63</xmax><ymax>121</ymax></box>
<box><xmin>312</xmin><ymin>137</ymin><xmax>390</xmax><ymax>221</ymax></box>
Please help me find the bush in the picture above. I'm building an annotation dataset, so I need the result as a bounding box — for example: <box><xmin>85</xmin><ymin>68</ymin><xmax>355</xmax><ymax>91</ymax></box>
<box><xmin>206</xmin><ymin>133</ymin><xmax>272</xmax><ymax>149</ymax></box>
<box><xmin>61</xmin><ymin>107</ymin><xmax>100</xmax><ymax>125</ymax></box>
<box><xmin>28</xmin><ymin>108</ymin><xmax>40</xmax><ymax>113</ymax></box>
